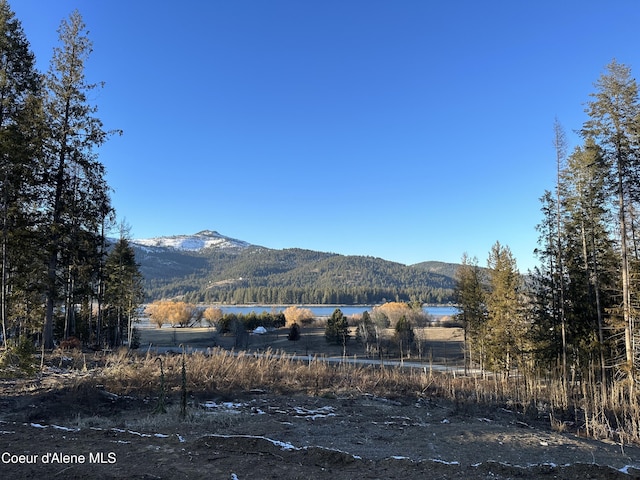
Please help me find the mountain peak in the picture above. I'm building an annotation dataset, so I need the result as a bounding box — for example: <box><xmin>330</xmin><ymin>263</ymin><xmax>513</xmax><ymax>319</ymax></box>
<box><xmin>194</xmin><ymin>229</ymin><xmax>221</xmax><ymax>237</ymax></box>
<box><xmin>132</xmin><ymin>230</ymin><xmax>251</xmax><ymax>252</ymax></box>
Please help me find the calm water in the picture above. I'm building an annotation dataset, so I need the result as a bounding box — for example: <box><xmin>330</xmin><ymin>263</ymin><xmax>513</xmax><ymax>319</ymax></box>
<box><xmin>138</xmin><ymin>304</ymin><xmax>459</xmax><ymax>328</ymax></box>
<box><xmin>218</xmin><ymin>305</ymin><xmax>459</xmax><ymax>318</ymax></box>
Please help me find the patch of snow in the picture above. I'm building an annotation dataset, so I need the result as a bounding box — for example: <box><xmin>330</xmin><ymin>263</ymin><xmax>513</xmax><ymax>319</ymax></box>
<box><xmin>620</xmin><ymin>465</ymin><xmax>640</xmax><ymax>474</ymax></box>
<box><xmin>304</xmin><ymin>445</ymin><xmax>361</xmax><ymax>459</ymax></box>
<box><xmin>293</xmin><ymin>406</ymin><xmax>336</xmax><ymax>420</ymax></box>
<box><xmin>110</xmin><ymin>428</ymin><xmax>175</xmax><ymax>439</ymax></box>
<box><xmin>201</xmin><ymin>401</ymin><xmax>246</xmax><ymax>413</ymax></box>
<box><xmin>124</xmin><ymin>430</ymin><xmax>151</xmax><ymax>438</ymax></box>
<box><xmin>206</xmin><ymin>434</ymin><xmax>298</xmax><ymax>451</ymax></box>
<box><xmin>132</xmin><ymin>230</ymin><xmax>251</xmax><ymax>252</ymax></box>
<box><xmin>176</xmin><ymin>434</ymin><xmax>186</xmax><ymax>443</ymax></box>
<box><xmin>30</xmin><ymin>423</ymin><xmax>47</xmax><ymax>429</ymax></box>
<box><xmin>431</xmin><ymin>458</ymin><xmax>460</xmax><ymax>465</ymax></box>
<box><xmin>52</xmin><ymin>425</ymin><xmax>79</xmax><ymax>432</ymax></box>
<box><xmin>0</xmin><ymin>430</ymin><xmax>15</xmax><ymax>434</ymax></box>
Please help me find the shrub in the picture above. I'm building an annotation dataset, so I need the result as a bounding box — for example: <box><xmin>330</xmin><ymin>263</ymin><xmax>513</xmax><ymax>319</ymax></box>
<box><xmin>394</xmin><ymin>316</ymin><xmax>415</xmax><ymax>358</ymax></box>
<box><xmin>287</xmin><ymin>323</ymin><xmax>301</xmax><ymax>341</ymax></box>
<box><xmin>217</xmin><ymin>311</ymin><xmax>285</xmax><ymax>334</ymax></box>
<box><xmin>130</xmin><ymin>328</ymin><xmax>141</xmax><ymax>349</ymax></box>
<box><xmin>60</xmin><ymin>336</ymin><xmax>82</xmax><ymax>350</ymax></box>
<box><xmin>0</xmin><ymin>337</ymin><xmax>37</xmax><ymax>376</ymax></box>
<box><xmin>325</xmin><ymin>308</ymin><xmax>349</xmax><ymax>345</ymax></box>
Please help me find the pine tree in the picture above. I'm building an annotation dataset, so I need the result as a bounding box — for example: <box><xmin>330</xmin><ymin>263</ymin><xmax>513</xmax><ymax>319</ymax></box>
<box><xmin>394</xmin><ymin>315</ymin><xmax>415</xmax><ymax>361</ymax></box>
<box><xmin>325</xmin><ymin>308</ymin><xmax>349</xmax><ymax>346</ymax></box>
<box><xmin>552</xmin><ymin>119</ymin><xmax>569</xmax><ymax>381</ymax></box>
<box><xmin>485</xmin><ymin>242</ymin><xmax>526</xmax><ymax>377</ymax></box>
<box><xmin>287</xmin><ymin>322</ymin><xmax>301</xmax><ymax>341</ymax></box>
<box><xmin>454</xmin><ymin>253</ymin><xmax>486</xmax><ymax>373</ymax></box>
<box><xmin>41</xmin><ymin>11</ymin><xmax>117</xmax><ymax>348</ymax></box>
<box><xmin>0</xmin><ymin>0</ymin><xmax>43</xmax><ymax>347</ymax></box>
<box><xmin>103</xmin><ymin>232</ymin><xmax>144</xmax><ymax>348</ymax></box>
<box><xmin>561</xmin><ymin>139</ymin><xmax>616</xmax><ymax>376</ymax></box>
<box><xmin>532</xmin><ymin>191</ymin><xmax>565</xmax><ymax>364</ymax></box>
<box><xmin>582</xmin><ymin>59</ymin><xmax>640</xmax><ymax>377</ymax></box>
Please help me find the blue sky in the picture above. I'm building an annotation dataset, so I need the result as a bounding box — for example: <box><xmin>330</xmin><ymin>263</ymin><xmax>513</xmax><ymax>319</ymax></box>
<box><xmin>11</xmin><ymin>1</ymin><xmax>640</xmax><ymax>271</ymax></box>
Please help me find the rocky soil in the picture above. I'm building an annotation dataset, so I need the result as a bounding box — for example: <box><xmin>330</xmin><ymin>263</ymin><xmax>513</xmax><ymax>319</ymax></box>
<box><xmin>1</xmin><ymin>372</ymin><xmax>639</xmax><ymax>479</ymax></box>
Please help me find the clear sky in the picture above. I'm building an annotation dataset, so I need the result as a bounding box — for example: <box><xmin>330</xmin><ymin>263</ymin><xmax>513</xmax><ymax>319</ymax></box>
<box><xmin>11</xmin><ymin>1</ymin><xmax>640</xmax><ymax>271</ymax></box>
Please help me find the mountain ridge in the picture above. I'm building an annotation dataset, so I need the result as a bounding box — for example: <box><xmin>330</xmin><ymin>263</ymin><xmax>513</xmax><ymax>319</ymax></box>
<box><xmin>133</xmin><ymin>229</ymin><xmax>252</xmax><ymax>252</ymax></box>
<box><xmin>131</xmin><ymin>230</ymin><xmax>460</xmax><ymax>304</ymax></box>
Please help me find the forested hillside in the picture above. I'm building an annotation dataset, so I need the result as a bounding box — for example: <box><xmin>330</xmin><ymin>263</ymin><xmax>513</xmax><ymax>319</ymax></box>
<box><xmin>134</xmin><ymin>243</ymin><xmax>458</xmax><ymax>304</ymax></box>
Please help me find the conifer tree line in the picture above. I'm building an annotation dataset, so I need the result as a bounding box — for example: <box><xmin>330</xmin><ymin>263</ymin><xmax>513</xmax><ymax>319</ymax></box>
<box><xmin>535</xmin><ymin>60</ymin><xmax>640</xmax><ymax>387</ymax></box>
<box><xmin>181</xmin><ymin>284</ymin><xmax>453</xmax><ymax>306</ymax></box>
<box><xmin>456</xmin><ymin>60</ymin><xmax>640</xmax><ymax>425</ymax></box>
<box><xmin>0</xmin><ymin>1</ymin><xmax>143</xmax><ymax>349</ymax></box>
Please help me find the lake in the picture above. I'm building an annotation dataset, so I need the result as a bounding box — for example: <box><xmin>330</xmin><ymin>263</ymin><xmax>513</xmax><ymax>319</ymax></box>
<box><xmin>217</xmin><ymin>305</ymin><xmax>459</xmax><ymax>318</ymax></box>
<box><xmin>138</xmin><ymin>304</ymin><xmax>460</xmax><ymax>329</ymax></box>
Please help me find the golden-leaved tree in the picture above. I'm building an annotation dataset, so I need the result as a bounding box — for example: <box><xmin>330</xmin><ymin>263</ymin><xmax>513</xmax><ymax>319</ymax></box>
<box><xmin>202</xmin><ymin>306</ymin><xmax>223</xmax><ymax>327</ymax></box>
<box><xmin>283</xmin><ymin>306</ymin><xmax>314</xmax><ymax>327</ymax></box>
<box><xmin>146</xmin><ymin>301</ymin><xmax>200</xmax><ymax>328</ymax></box>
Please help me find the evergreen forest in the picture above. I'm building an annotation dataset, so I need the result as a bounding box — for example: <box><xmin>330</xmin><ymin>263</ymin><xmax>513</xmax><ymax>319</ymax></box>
<box><xmin>0</xmin><ymin>3</ymin><xmax>143</xmax><ymax>350</ymax></box>
<box><xmin>136</xmin><ymin>245</ymin><xmax>458</xmax><ymax>305</ymax></box>
<box><xmin>455</xmin><ymin>60</ymin><xmax>640</xmax><ymax>441</ymax></box>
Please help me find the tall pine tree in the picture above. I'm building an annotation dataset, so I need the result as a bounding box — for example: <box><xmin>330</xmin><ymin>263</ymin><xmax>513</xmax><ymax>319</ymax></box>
<box><xmin>0</xmin><ymin>0</ymin><xmax>44</xmax><ymax>347</ymax></box>
<box><xmin>561</xmin><ymin>139</ymin><xmax>616</xmax><ymax>376</ymax></box>
<box><xmin>582</xmin><ymin>60</ymin><xmax>640</xmax><ymax>377</ymax></box>
<box><xmin>41</xmin><ymin>11</ymin><xmax>116</xmax><ymax>348</ymax></box>
<box><xmin>454</xmin><ymin>253</ymin><xmax>486</xmax><ymax>374</ymax></box>
<box><xmin>485</xmin><ymin>242</ymin><xmax>526</xmax><ymax>377</ymax></box>
<box><xmin>103</xmin><ymin>228</ymin><xmax>144</xmax><ymax>348</ymax></box>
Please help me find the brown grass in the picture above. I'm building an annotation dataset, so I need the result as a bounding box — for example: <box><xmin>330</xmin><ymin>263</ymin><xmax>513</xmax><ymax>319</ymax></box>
<box><xmin>39</xmin><ymin>335</ymin><xmax>640</xmax><ymax>447</ymax></box>
<box><xmin>94</xmin><ymin>348</ymin><xmax>437</xmax><ymax>399</ymax></box>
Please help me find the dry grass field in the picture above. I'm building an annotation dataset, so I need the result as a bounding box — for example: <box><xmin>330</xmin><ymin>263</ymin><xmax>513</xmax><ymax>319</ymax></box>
<box><xmin>138</xmin><ymin>324</ymin><xmax>466</xmax><ymax>368</ymax></box>
<box><xmin>0</xmin><ymin>325</ymin><xmax>639</xmax><ymax>479</ymax></box>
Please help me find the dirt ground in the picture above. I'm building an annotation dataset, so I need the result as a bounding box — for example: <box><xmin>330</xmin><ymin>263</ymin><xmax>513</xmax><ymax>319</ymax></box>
<box><xmin>1</xmin><ymin>327</ymin><xmax>639</xmax><ymax>479</ymax></box>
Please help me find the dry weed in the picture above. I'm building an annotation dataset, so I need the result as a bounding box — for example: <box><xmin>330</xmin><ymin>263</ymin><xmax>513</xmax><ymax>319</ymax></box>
<box><xmin>59</xmin><ymin>348</ymin><xmax>640</xmax><ymax>445</ymax></box>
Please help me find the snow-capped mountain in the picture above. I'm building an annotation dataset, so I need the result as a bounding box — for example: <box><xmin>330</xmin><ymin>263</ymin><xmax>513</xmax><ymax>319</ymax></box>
<box><xmin>129</xmin><ymin>229</ymin><xmax>459</xmax><ymax>304</ymax></box>
<box><xmin>132</xmin><ymin>230</ymin><xmax>252</xmax><ymax>252</ymax></box>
